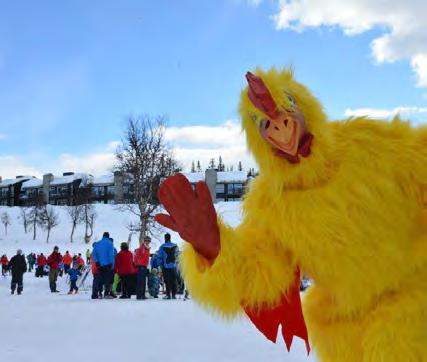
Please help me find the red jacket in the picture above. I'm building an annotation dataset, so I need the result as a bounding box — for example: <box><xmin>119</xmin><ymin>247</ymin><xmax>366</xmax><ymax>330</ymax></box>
<box><xmin>1</xmin><ymin>256</ymin><xmax>8</xmax><ymax>265</ymax></box>
<box><xmin>37</xmin><ymin>255</ymin><xmax>47</xmax><ymax>266</ymax></box>
<box><xmin>134</xmin><ymin>245</ymin><xmax>150</xmax><ymax>267</ymax></box>
<box><xmin>47</xmin><ymin>251</ymin><xmax>62</xmax><ymax>270</ymax></box>
<box><xmin>76</xmin><ymin>256</ymin><xmax>85</xmax><ymax>267</ymax></box>
<box><xmin>63</xmin><ymin>253</ymin><xmax>72</xmax><ymax>265</ymax></box>
<box><xmin>115</xmin><ymin>250</ymin><xmax>135</xmax><ymax>276</ymax></box>
<box><xmin>90</xmin><ymin>255</ymin><xmax>98</xmax><ymax>275</ymax></box>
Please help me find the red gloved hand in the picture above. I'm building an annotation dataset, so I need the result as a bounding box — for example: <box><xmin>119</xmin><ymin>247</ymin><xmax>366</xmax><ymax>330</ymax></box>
<box><xmin>155</xmin><ymin>173</ymin><xmax>220</xmax><ymax>262</ymax></box>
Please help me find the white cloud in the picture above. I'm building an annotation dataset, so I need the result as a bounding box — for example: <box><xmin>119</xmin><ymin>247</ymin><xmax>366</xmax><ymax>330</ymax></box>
<box><xmin>344</xmin><ymin>106</ymin><xmax>427</xmax><ymax>119</ymax></box>
<box><xmin>273</xmin><ymin>0</ymin><xmax>427</xmax><ymax>86</ymax></box>
<box><xmin>0</xmin><ymin>121</ymin><xmax>258</xmax><ymax>179</ymax></box>
<box><xmin>0</xmin><ymin>156</ymin><xmax>43</xmax><ymax>179</ymax></box>
<box><xmin>58</xmin><ymin>152</ymin><xmax>116</xmax><ymax>176</ymax></box>
<box><xmin>166</xmin><ymin>120</ymin><xmax>257</xmax><ymax>171</ymax></box>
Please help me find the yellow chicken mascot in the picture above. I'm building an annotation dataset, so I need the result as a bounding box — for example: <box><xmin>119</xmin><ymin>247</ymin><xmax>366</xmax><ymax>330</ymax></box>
<box><xmin>155</xmin><ymin>67</ymin><xmax>427</xmax><ymax>362</ymax></box>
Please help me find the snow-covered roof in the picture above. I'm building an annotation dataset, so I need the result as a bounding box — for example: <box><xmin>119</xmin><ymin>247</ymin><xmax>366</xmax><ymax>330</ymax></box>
<box><xmin>0</xmin><ymin>176</ymin><xmax>32</xmax><ymax>188</ymax></box>
<box><xmin>217</xmin><ymin>171</ymin><xmax>247</xmax><ymax>183</ymax></box>
<box><xmin>50</xmin><ymin>173</ymin><xmax>92</xmax><ymax>186</ymax></box>
<box><xmin>21</xmin><ymin>178</ymin><xmax>43</xmax><ymax>189</ymax></box>
<box><xmin>182</xmin><ymin>172</ymin><xmax>205</xmax><ymax>183</ymax></box>
<box><xmin>92</xmin><ymin>175</ymin><xmax>114</xmax><ymax>185</ymax></box>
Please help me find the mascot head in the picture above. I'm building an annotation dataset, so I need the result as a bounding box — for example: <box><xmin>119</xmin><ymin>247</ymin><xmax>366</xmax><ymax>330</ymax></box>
<box><xmin>240</xmin><ymin>67</ymin><xmax>333</xmax><ymax>187</ymax></box>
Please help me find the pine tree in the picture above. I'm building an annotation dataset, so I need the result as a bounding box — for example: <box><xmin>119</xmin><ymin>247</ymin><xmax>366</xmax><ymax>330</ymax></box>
<box><xmin>238</xmin><ymin>161</ymin><xmax>243</xmax><ymax>171</ymax></box>
<box><xmin>218</xmin><ymin>155</ymin><xmax>225</xmax><ymax>172</ymax></box>
<box><xmin>196</xmin><ymin>160</ymin><xmax>202</xmax><ymax>172</ymax></box>
<box><xmin>191</xmin><ymin>160</ymin><xmax>196</xmax><ymax>173</ymax></box>
<box><xmin>208</xmin><ymin>158</ymin><xmax>216</xmax><ymax>169</ymax></box>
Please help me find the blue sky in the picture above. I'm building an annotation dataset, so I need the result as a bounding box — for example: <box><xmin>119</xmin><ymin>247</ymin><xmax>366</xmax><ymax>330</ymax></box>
<box><xmin>1</xmin><ymin>0</ymin><xmax>427</xmax><ymax>178</ymax></box>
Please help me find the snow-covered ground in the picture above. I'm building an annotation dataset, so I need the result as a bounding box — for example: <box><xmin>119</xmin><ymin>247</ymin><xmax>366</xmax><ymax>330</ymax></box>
<box><xmin>0</xmin><ymin>203</ymin><xmax>317</xmax><ymax>362</ymax></box>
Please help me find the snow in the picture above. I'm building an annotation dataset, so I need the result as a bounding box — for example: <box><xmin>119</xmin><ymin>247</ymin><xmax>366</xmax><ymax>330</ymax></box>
<box><xmin>182</xmin><ymin>172</ymin><xmax>205</xmax><ymax>183</ymax></box>
<box><xmin>21</xmin><ymin>178</ymin><xmax>43</xmax><ymax>189</ymax></box>
<box><xmin>0</xmin><ymin>176</ymin><xmax>32</xmax><ymax>187</ymax></box>
<box><xmin>182</xmin><ymin>171</ymin><xmax>248</xmax><ymax>184</ymax></box>
<box><xmin>0</xmin><ymin>203</ymin><xmax>317</xmax><ymax>362</ymax></box>
<box><xmin>217</xmin><ymin>171</ymin><xmax>247</xmax><ymax>183</ymax></box>
<box><xmin>92</xmin><ymin>174</ymin><xmax>114</xmax><ymax>185</ymax></box>
<box><xmin>50</xmin><ymin>173</ymin><xmax>92</xmax><ymax>186</ymax></box>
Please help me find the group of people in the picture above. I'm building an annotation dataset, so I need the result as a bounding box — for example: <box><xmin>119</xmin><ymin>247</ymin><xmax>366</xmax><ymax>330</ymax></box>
<box><xmin>91</xmin><ymin>232</ymin><xmax>182</xmax><ymax>300</ymax></box>
<box><xmin>1</xmin><ymin>232</ymin><xmax>185</xmax><ymax>300</ymax></box>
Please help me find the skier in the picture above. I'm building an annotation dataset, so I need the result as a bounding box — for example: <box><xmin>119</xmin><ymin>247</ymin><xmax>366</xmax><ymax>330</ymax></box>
<box><xmin>157</xmin><ymin>233</ymin><xmax>179</xmax><ymax>299</ymax></box>
<box><xmin>63</xmin><ymin>251</ymin><xmax>72</xmax><ymax>273</ymax></box>
<box><xmin>36</xmin><ymin>253</ymin><xmax>47</xmax><ymax>277</ymax></box>
<box><xmin>1</xmin><ymin>254</ymin><xmax>8</xmax><ymax>276</ymax></box>
<box><xmin>92</xmin><ymin>232</ymin><xmax>115</xmax><ymax>299</ymax></box>
<box><xmin>67</xmin><ymin>264</ymin><xmax>82</xmax><ymax>294</ymax></box>
<box><xmin>115</xmin><ymin>242</ymin><xmax>135</xmax><ymax>299</ymax></box>
<box><xmin>9</xmin><ymin>249</ymin><xmax>27</xmax><ymax>295</ymax></box>
<box><xmin>47</xmin><ymin>246</ymin><xmax>62</xmax><ymax>293</ymax></box>
<box><xmin>86</xmin><ymin>249</ymin><xmax>91</xmax><ymax>264</ymax></box>
<box><xmin>148</xmin><ymin>268</ymin><xmax>160</xmax><ymax>298</ymax></box>
<box><xmin>134</xmin><ymin>236</ymin><xmax>151</xmax><ymax>300</ymax></box>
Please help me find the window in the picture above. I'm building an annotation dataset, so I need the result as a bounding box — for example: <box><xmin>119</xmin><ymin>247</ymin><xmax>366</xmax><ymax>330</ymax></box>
<box><xmin>57</xmin><ymin>199</ymin><xmax>68</xmax><ymax>206</ymax></box>
<box><xmin>107</xmin><ymin>185</ymin><xmax>115</xmax><ymax>195</ymax></box>
<box><xmin>92</xmin><ymin>186</ymin><xmax>104</xmax><ymax>197</ymax></box>
<box><xmin>227</xmin><ymin>183</ymin><xmax>243</xmax><ymax>195</ymax></box>
<box><xmin>57</xmin><ymin>185</ymin><xmax>68</xmax><ymax>195</ymax></box>
<box><xmin>215</xmin><ymin>183</ymin><xmax>225</xmax><ymax>193</ymax></box>
<box><xmin>49</xmin><ymin>186</ymin><xmax>57</xmax><ymax>195</ymax></box>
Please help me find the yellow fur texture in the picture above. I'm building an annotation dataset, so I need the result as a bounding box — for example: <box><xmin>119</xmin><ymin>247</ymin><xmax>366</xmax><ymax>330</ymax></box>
<box><xmin>181</xmin><ymin>67</ymin><xmax>427</xmax><ymax>361</ymax></box>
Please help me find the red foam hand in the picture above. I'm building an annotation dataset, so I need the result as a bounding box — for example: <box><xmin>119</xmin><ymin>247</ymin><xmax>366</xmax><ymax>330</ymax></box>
<box><xmin>244</xmin><ymin>269</ymin><xmax>310</xmax><ymax>354</ymax></box>
<box><xmin>155</xmin><ymin>174</ymin><xmax>220</xmax><ymax>262</ymax></box>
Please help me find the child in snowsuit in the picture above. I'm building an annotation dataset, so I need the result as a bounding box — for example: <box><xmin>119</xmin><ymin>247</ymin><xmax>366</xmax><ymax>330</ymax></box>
<box><xmin>68</xmin><ymin>264</ymin><xmax>81</xmax><ymax>294</ymax></box>
<box><xmin>148</xmin><ymin>268</ymin><xmax>160</xmax><ymax>298</ymax></box>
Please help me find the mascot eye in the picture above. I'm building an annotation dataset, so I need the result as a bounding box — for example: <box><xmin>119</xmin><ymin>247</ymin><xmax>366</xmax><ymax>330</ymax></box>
<box><xmin>251</xmin><ymin>113</ymin><xmax>260</xmax><ymax>125</ymax></box>
<box><xmin>286</xmin><ymin>93</ymin><xmax>295</xmax><ymax>105</ymax></box>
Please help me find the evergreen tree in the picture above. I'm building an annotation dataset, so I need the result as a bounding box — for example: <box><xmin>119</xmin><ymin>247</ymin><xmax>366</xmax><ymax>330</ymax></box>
<box><xmin>196</xmin><ymin>160</ymin><xmax>202</xmax><ymax>172</ymax></box>
<box><xmin>191</xmin><ymin>160</ymin><xmax>196</xmax><ymax>173</ymax></box>
<box><xmin>208</xmin><ymin>158</ymin><xmax>216</xmax><ymax>169</ymax></box>
<box><xmin>218</xmin><ymin>155</ymin><xmax>225</xmax><ymax>172</ymax></box>
<box><xmin>238</xmin><ymin>161</ymin><xmax>243</xmax><ymax>171</ymax></box>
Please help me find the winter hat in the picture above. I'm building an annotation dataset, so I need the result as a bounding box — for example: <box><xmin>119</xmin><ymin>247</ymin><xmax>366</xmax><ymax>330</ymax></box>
<box><xmin>151</xmin><ymin>268</ymin><xmax>159</xmax><ymax>275</ymax></box>
<box><xmin>17</xmin><ymin>249</ymin><xmax>22</xmax><ymax>255</ymax></box>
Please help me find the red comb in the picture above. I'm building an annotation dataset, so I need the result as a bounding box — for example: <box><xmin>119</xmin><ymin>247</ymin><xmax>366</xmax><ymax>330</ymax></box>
<box><xmin>246</xmin><ymin>72</ymin><xmax>279</xmax><ymax>119</ymax></box>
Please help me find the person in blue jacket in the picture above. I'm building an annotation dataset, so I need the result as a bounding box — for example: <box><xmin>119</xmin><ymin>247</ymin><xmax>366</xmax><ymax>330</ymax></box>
<box><xmin>157</xmin><ymin>233</ymin><xmax>179</xmax><ymax>299</ymax></box>
<box><xmin>67</xmin><ymin>264</ymin><xmax>82</xmax><ymax>294</ymax></box>
<box><xmin>92</xmin><ymin>232</ymin><xmax>115</xmax><ymax>299</ymax></box>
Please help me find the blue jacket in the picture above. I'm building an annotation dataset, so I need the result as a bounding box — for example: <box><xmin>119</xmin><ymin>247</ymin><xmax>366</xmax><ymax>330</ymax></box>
<box><xmin>150</xmin><ymin>254</ymin><xmax>161</xmax><ymax>269</ymax></box>
<box><xmin>68</xmin><ymin>268</ymin><xmax>81</xmax><ymax>282</ymax></box>
<box><xmin>92</xmin><ymin>237</ymin><xmax>115</xmax><ymax>267</ymax></box>
<box><xmin>157</xmin><ymin>242</ymin><xmax>179</xmax><ymax>269</ymax></box>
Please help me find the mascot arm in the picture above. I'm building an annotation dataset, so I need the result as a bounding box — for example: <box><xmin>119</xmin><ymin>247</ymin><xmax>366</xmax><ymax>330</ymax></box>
<box><xmin>180</xmin><ymin>217</ymin><xmax>297</xmax><ymax>318</ymax></box>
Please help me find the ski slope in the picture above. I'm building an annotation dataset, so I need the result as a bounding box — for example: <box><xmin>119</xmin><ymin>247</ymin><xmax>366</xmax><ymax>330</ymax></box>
<box><xmin>0</xmin><ymin>203</ymin><xmax>317</xmax><ymax>362</ymax></box>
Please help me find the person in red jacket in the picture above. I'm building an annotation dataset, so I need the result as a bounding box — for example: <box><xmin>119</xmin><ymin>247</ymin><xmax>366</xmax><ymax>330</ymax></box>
<box><xmin>36</xmin><ymin>253</ymin><xmax>47</xmax><ymax>277</ymax></box>
<box><xmin>76</xmin><ymin>254</ymin><xmax>85</xmax><ymax>270</ymax></box>
<box><xmin>1</xmin><ymin>254</ymin><xmax>9</xmax><ymax>276</ymax></box>
<box><xmin>115</xmin><ymin>242</ymin><xmax>135</xmax><ymax>299</ymax></box>
<box><xmin>63</xmin><ymin>251</ymin><xmax>72</xmax><ymax>274</ymax></box>
<box><xmin>47</xmin><ymin>246</ymin><xmax>62</xmax><ymax>293</ymax></box>
<box><xmin>134</xmin><ymin>236</ymin><xmax>151</xmax><ymax>300</ymax></box>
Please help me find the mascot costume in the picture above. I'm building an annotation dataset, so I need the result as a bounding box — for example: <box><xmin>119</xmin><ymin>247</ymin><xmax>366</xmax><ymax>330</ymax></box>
<box><xmin>155</xmin><ymin>67</ymin><xmax>427</xmax><ymax>362</ymax></box>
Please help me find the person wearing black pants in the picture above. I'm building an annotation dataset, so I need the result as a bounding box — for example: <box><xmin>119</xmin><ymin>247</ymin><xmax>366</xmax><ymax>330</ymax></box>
<box><xmin>158</xmin><ymin>233</ymin><xmax>179</xmax><ymax>299</ymax></box>
<box><xmin>135</xmin><ymin>236</ymin><xmax>151</xmax><ymax>300</ymax></box>
<box><xmin>9</xmin><ymin>250</ymin><xmax>27</xmax><ymax>295</ymax></box>
<box><xmin>163</xmin><ymin>268</ymin><xmax>177</xmax><ymax>299</ymax></box>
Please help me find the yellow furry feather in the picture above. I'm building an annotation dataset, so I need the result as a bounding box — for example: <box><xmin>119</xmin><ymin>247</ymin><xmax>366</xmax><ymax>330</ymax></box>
<box><xmin>181</xmin><ymin>67</ymin><xmax>427</xmax><ymax>361</ymax></box>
